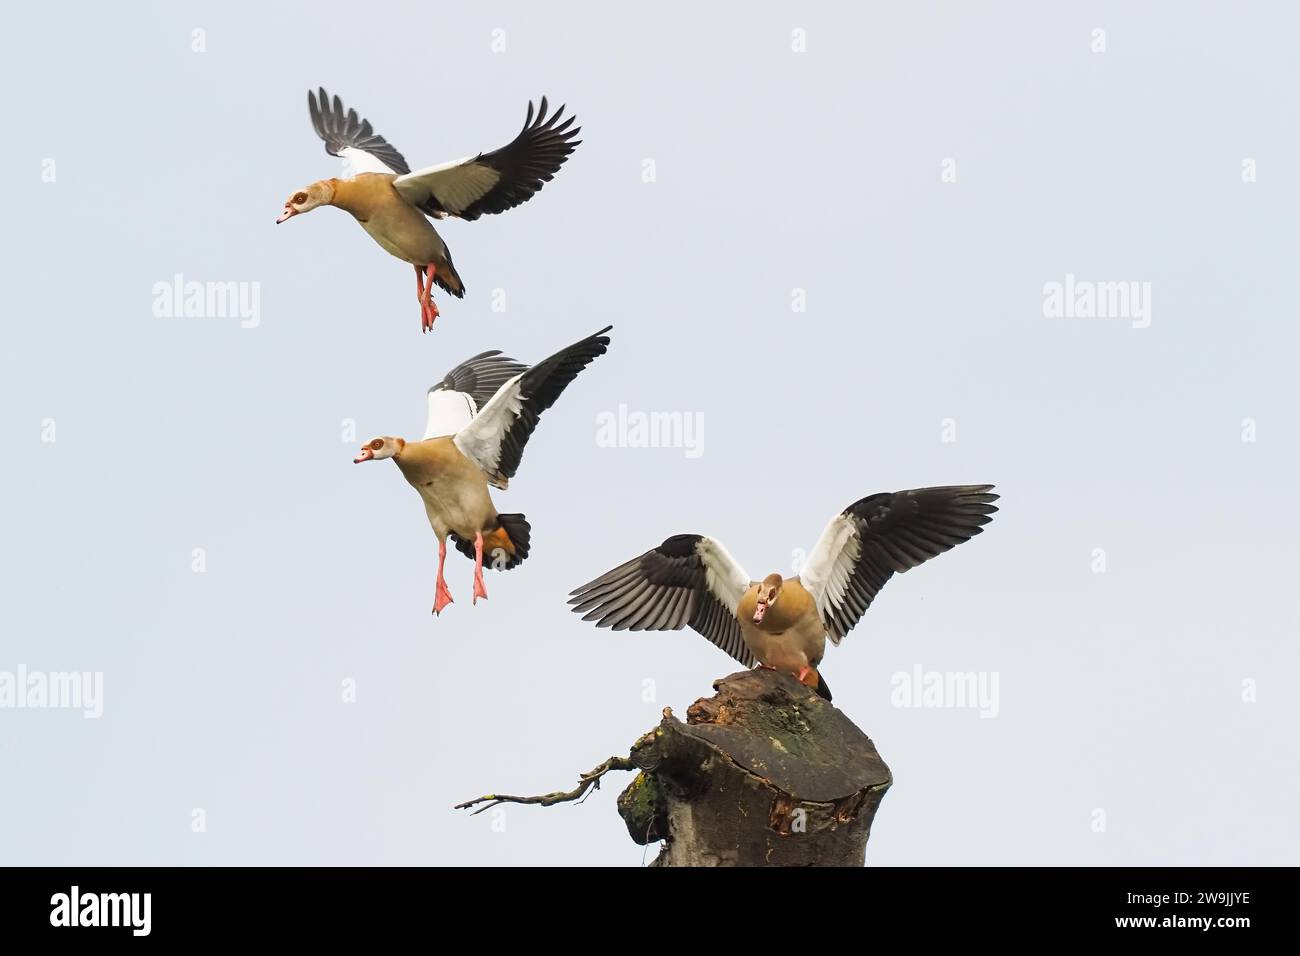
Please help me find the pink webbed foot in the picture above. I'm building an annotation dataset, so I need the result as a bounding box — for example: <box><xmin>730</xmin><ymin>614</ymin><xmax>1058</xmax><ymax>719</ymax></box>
<box><xmin>433</xmin><ymin>581</ymin><xmax>454</xmax><ymax>616</ymax></box>
<box><xmin>472</xmin><ymin>531</ymin><xmax>488</xmax><ymax>605</ymax></box>
<box><xmin>796</xmin><ymin>666</ymin><xmax>812</xmax><ymax>683</ymax></box>
<box><xmin>432</xmin><ymin>538</ymin><xmax>454</xmax><ymax>616</ymax></box>
<box><xmin>417</xmin><ymin>263</ymin><xmax>440</xmax><ymax>333</ymax></box>
<box><xmin>420</xmin><ymin>300</ymin><xmax>441</xmax><ymax>333</ymax></box>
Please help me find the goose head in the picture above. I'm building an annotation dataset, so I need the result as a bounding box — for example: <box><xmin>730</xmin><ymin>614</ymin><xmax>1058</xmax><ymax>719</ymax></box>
<box><xmin>276</xmin><ymin>180</ymin><xmax>335</xmax><ymax>224</ymax></box>
<box><xmin>354</xmin><ymin>436</ymin><xmax>404</xmax><ymax>464</ymax></box>
<box><xmin>752</xmin><ymin>573</ymin><xmax>784</xmax><ymax>624</ymax></box>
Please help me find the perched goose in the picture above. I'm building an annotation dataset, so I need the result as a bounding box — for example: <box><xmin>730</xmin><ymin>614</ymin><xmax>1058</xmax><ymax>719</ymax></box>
<box><xmin>569</xmin><ymin>485</ymin><xmax>998</xmax><ymax>700</ymax></box>
<box><xmin>355</xmin><ymin>327</ymin><xmax>612</xmax><ymax>614</ymax></box>
<box><xmin>279</xmin><ymin>88</ymin><xmax>581</xmax><ymax>332</ymax></box>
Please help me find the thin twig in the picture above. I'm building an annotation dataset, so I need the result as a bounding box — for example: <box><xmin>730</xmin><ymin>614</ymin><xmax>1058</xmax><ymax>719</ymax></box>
<box><xmin>454</xmin><ymin>756</ymin><xmax>637</xmax><ymax>815</ymax></box>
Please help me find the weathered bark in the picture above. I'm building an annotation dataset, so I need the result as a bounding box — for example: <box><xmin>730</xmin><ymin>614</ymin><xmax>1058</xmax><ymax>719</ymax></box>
<box><xmin>618</xmin><ymin>668</ymin><xmax>891</xmax><ymax>866</ymax></box>
<box><xmin>456</xmin><ymin>667</ymin><xmax>891</xmax><ymax>866</ymax></box>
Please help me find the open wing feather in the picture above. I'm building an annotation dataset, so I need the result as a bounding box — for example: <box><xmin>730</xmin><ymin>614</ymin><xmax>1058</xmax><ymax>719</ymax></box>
<box><xmin>423</xmin><ymin>350</ymin><xmax>528</xmax><ymax>439</ymax></box>
<box><xmin>392</xmin><ymin>97</ymin><xmax>580</xmax><ymax>220</ymax></box>
<box><xmin>307</xmin><ymin>88</ymin><xmax>410</xmax><ymax>175</ymax></box>
<box><xmin>453</xmin><ymin>327</ymin><xmax>611</xmax><ymax>488</ymax></box>
<box><xmin>569</xmin><ymin>535</ymin><xmax>755</xmax><ymax>668</ymax></box>
<box><xmin>799</xmin><ymin>485</ymin><xmax>999</xmax><ymax>644</ymax></box>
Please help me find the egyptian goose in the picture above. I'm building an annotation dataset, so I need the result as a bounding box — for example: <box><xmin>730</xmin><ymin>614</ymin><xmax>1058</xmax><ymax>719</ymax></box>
<box><xmin>569</xmin><ymin>485</ymin><xmax>998</xmax><ymax>700</ymax></box>
<box><xmin>278</xmin><ymin>88</ymin><xmax>581</xmax><ymax>332</ymax></box>
<box><xmin>355</xmin><ymin>327</ymin><xmax>612</xmax><ymax>614</ymax></box>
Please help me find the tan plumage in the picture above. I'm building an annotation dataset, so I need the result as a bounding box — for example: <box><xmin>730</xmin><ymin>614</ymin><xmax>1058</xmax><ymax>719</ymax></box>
<box><xmin>278</xmin><ymin>88</ymin><xmax>580</xmax><ymax>332</ymax></box>
<box><xmin>355</xmin><ymin>328</ymin><xmax>612</xmax><ymax>614</ymax></box>
<box><xmin>393</xmin><ymin>438</ymin><xmax>505</xmax><ymax>545</ymax></box>
<box><xmin>569</xmin><ymin>486</ymin><xmax>1000</xmax><ymax>701</ymax></box>
<box><xmin>735</xmin><ymin>577</ymin><xmax>827</xmax><ymax>692</ymax></box>
<box><xmin>330</xmin><ymin>176</ymin><xmax>461</xmax><ymax>286</ymax></box>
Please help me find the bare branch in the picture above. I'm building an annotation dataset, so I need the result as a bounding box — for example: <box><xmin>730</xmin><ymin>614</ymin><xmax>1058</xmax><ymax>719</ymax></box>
<box><xmin>454</xmin><ymin>755</ymin><xmax>637</xmax><ymax>815</ymax></box>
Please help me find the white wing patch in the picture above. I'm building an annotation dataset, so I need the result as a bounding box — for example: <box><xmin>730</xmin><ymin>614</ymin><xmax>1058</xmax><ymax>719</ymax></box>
<box><xmin>338</xmin><ymin>146</ymin><xmax>398</xmax><ymax>177</ymax></box>
<box><xmin>452</xmin><ymin>371</ymin><xmax>525</xmax><ymax>487</ymax></box>
<box><xmin>799</xmin><ymin>514</ymin><xmax>862</xmax><ymax>644</ymax></box>
<box><xmin>695</xmin><ymin>537</ymin><xmax>751</xmax><ymax>615</ymax></box>
<box><xmin>423</xmin><ymin>389</ymin><xmax>477</xmax><ymax>440</ymax></box>
<box><xmin>393</xmin><ymin>159</ymin><xmax>502</xmax><ymax>213</ymax></box>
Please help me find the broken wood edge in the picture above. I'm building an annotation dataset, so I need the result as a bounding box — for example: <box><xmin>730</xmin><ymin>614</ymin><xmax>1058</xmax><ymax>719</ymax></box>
<box><xmin>618</xmin><ymin>706</ymin><xmax>893</xmax><ymax>846</ymax></box>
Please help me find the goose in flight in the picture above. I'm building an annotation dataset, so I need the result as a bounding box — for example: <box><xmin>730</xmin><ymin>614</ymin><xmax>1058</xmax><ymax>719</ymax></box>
<box><xmin>355</xmin><ymin>327</ymin><xmax>612</xmax><ymax>614</ymax></box>
<box><xmin>568</xmin><ymin>485</ymin><xmax>998</xmax><ymax>700</ymax></box>
<box><xmin>278</xmin><ymin>88</ymin><xmax>581</xmax><ymax>332</ymax></box>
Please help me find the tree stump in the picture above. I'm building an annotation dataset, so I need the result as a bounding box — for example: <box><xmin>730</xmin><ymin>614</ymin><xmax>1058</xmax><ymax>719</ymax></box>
<box><xmin>617</xmin><ymin>668</ymin><xmax>892</xmax><ymax>866</ymax></box>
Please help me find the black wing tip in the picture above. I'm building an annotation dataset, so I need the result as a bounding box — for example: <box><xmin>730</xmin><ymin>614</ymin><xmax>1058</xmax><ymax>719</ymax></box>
<box><xmin>521</xmin><ymin>99</ymin><xmax>540</xmax><ymax>129</ymax></box>
<box><xmin>844</xmin><ymin>484</ymin><xmax>1001</xmax><ymax>526</ymax></box>
<box><xmin>921</xmin><ymin>482</ymin><xmax>997</xmax><ymax>495</ymax></box>
<box><xmin>567</xmin><ymin>555</ymin><xmax>635</xmax><ymax>599</ymax></box>
<box><xmin>552</xmin><ymin>326</ymin><xmax>613</xmax><ymax>360</ymax></box>
<box><xmin>956</xmin><ymin>484</ymin><xmax>999</xmax><ymax>513</ymax></box>
<box><xmin>897</xmin><ymin>484</ymin><xmax>1000</xmax><ymax>504</ymax></box>
<box><xmin>945</xmin><ymin>484</ymin><xmax>999</xmax><ymax>510</ymax></box>
<box><xmin>528</xmin><ymin>95</ymin><xmax>580</xmax><ymax>131</ymax></box>
<box><xmin>573</xmin><ymin>324</ymin><xmax>612</xmax><ymax>344</ymax></box>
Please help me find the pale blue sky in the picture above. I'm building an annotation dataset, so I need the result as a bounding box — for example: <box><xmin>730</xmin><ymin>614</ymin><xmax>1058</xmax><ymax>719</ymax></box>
<box><xmin>1</xmin><ymin>0</ymin><xmax>1296</xmax><ymax>865</ymax></box>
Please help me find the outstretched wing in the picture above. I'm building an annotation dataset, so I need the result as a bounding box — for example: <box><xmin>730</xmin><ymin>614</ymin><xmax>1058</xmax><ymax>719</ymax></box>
<box><xmin>569</xmin><ymin>535</ymin><xmax>756</xmax><ymax>668</ymax></box>
<box><xmin>453</xmin><ymin>326</ymin><xmax>611</xmax><ymax>488</ymax></box>
<box><xmin>799</xmin><ymin>485</ymin><xmax>999</xmax><ymax>644</ymax></box>
<box><xmin>307</xmin><ymin>87</ymin><xmax>411</xmax><ymax>176</ymax></box>
<box><xmin>392</xmin><ymin>97</ymin><xmax>580</xmax><ymax>220</ymax></box>
<box><xmin>423</xmin><ymin>350</ymin><xmax>528</xmax><ymax>440</ymax></box>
